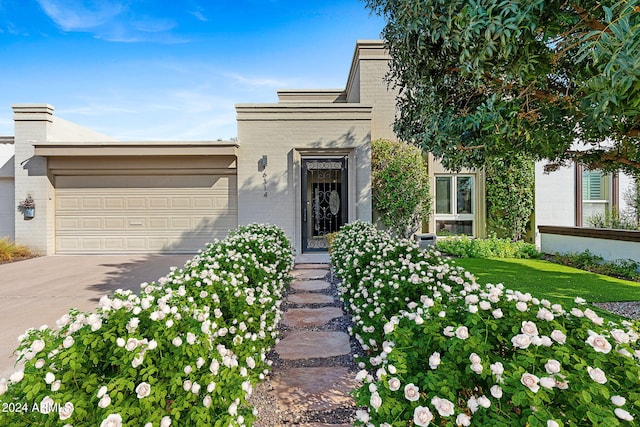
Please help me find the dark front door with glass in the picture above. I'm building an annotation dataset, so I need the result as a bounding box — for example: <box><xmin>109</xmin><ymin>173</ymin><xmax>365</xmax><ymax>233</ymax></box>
<box><xmin>301</xmin><ymin>158</ymin><xmax>348</xmax><ymax>251</ymax></box>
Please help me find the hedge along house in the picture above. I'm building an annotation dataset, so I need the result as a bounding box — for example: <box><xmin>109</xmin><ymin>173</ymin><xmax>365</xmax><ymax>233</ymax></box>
<box><xmin>3</xmin><ymin>40</ymin><xmax>489</xmax><ymax>255</ymax></box>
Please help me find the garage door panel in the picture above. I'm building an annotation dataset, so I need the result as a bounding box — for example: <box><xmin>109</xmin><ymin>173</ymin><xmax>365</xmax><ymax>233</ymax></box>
<box><xmin>55</xmin><ymin>174</ymin><xmax>237</xmax><ymax>254</ymax></box>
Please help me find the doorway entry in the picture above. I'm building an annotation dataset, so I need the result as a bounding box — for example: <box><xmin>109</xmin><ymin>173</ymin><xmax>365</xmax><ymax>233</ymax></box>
<box><xmin>301</xmin><ymin>158</ymin><xmax>348</xmax><ymax>252</ymax></box>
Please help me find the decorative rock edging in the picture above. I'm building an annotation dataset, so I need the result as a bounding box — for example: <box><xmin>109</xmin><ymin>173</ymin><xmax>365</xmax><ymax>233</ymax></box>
<box><xmin>250</xmin><ymin>262</ymin><xmax>359</xmax><ymax>427</ymax></box>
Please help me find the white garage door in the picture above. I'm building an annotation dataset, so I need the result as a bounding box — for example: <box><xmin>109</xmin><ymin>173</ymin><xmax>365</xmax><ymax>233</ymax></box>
<box><xmin>55</xmin><ymin>174</ymin><xmax>237</xmax><ymax>254</ymax></box>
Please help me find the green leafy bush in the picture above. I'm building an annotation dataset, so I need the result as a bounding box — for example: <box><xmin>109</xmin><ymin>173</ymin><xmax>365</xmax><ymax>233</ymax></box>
<box><xmin>587</xmin><ymin>208</ymin><xmax>639</xmax><ymax>231</ymax></box>
<box><xmin>551</xmin><ymin>250</ymin><xmax>640</xmax><ymax>281</ymax></box>
<box><xmin>371</xmin><ymin>138</ymin><xmax>431</xmax><ymax>238</ymax></box>
<box><xmin>435</xmin><ymin>235</ymin><xmax>541</xmax><ymax>259</ymax></box>
<box><xmin>486</xmin><ymin>154</ymin><xmax>535</xmax><ymax>242</ymax></box>
<box><xmin>332</xmin><ymin>221</ymin><xmax>640</xmax><ymax>427</ymax></box>
<box><xmin>0</xmin><ymin>224</ymin><xmax>293</xmax><ymax>427</ymax></box>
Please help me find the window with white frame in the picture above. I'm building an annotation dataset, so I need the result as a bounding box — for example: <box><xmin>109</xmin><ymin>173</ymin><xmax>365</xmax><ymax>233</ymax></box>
<box><xmin>434</xmin><ymin>175</ymin><xmax>475</xmax><ymax>236</ymax></box>
<box><xmin>581</xmin><ymin>169</ymin><xmax>612</xmax><ymax>224</ymax></box>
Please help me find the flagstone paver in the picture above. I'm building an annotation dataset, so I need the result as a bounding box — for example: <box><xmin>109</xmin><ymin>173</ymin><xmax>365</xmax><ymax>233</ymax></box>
<box><xmin>292</xmin><ymin>269</ymin><xmax>329</xmax><ymax>280</ymax></box>
<box><xmin>282</xmin><ymin>307</ymin><xmax>344</xmax><ymax>328</ymax></box>
<box><xmin>255</xmin><ymin>260</ymin><xmax>355</xmax><ymax>427</ymax></box>
<box><xmin>275</xmin><ymin>331</ymin><xmax>351</xmax><ymax>360</ymax></box>
<box><xmin>291</xmin><ymin>279</ymin><xmax>331</xmax><ymax>292</ymax></box>
<box><xmin>271</xmin><ymin>367</ymin><xmax>359</xmax><ymax>412</ymax></box>
<box><xmin>294</xmin><ymin>264</ymin><xmax>331</xmax><ymax>270</ymax></box>
<box><xmin>287</xmin><ymin>293</ymin><xmax>334</xmax><ymax>305</ymax></box>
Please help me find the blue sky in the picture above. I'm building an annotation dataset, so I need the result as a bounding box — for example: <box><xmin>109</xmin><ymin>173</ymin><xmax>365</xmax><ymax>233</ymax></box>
<box><xmin>0</xmin><ymin>0</ymin><xmax>384</xmax><ymax>140</ymax></box>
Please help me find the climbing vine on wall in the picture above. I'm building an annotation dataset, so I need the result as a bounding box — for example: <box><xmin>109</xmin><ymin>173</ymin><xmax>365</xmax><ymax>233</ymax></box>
<box><xmin>486</xmin><ymin>154</ymin><xmax>535</xmax><ymax>242</ymax></box>
<box><xmin>371</xmin><ymin>138</ymin><xmax>431</xmax><ymax>238</ymax></box>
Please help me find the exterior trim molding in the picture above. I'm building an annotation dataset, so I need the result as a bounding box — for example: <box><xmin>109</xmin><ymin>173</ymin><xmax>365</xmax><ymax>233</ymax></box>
<box><xmin>34</xmin><ymin>142</ymin><xmax>238</xmax><ymax>157</ymax></box>
<box><xmin>538</xmin><ymin>225</ymin><xmax>640</xmax><ymax>243</ymax></box>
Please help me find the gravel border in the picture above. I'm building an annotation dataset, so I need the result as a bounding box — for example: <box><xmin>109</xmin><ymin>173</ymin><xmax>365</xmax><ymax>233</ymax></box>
<box><xmin>593</xmin><ymin>301</ymin><xmax>640</xmax><ymax>320</ymax></box>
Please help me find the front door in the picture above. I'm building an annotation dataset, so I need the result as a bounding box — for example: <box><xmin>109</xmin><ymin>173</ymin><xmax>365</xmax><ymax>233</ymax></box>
<box><xmin>301</xmin><ymin>158</ymin><xmax>348</xmax><ymax>252</ymax></box>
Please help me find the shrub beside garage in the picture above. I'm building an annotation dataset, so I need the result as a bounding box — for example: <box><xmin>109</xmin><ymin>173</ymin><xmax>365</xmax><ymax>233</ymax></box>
<box><xmin>0</xmin><ymin>223</ymin><xmax>293</xmax><ymax>427</ymax></box>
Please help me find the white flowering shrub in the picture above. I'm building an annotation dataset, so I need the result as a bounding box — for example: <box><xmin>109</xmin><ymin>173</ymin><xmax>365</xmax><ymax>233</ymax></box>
<box><xmin>332</xmin><ymin>221</ymin><xmax>640</xmax><ymax>426</ymax></box>
<box><xmin>0</xmin><ymin>223</ymin><xmax>293</xmax><ymax>427</ymax></box>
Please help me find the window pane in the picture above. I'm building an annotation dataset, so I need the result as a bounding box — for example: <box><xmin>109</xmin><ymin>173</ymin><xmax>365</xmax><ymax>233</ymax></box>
<box><xmin>582</xmin><ymin>170</ymin><xmax>609</xmax><ymax>201</ymax></box>
<box><xmin>456</xmin><ymin>176</ymin><xmax>473</xmax><ymax>214</ymax></box>
<box><xmin>435</xmin><ymin>177</ymin><xmax>452</xmax><ymax>214</ymax></box>
<box><xmin>436</xmin><ymin>220</ymin><xmax>473</xmax><ymax>236</ymax></box>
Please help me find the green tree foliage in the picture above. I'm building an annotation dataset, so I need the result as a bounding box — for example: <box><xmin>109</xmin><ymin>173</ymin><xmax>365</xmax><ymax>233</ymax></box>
<box><xmin>364</xmin><ymin>0</ymin><xmax>640</xmax><ymax>175</ymax></box>
<box><xmin>486</xmin><ymin>154</ymin><xmax>535</xmax><ymax>241</ymax></box>
<box><xmin>371</xmin><ymin>138</ymin><xmax>431</xmax><ymax>238</ymax></box>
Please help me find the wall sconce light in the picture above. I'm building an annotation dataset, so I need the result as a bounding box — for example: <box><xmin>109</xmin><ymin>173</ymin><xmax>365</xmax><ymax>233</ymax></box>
<box><xmin>258</xmin><ymin>155</ymin><xmax>268</xmax><ymax>171</ymax></box>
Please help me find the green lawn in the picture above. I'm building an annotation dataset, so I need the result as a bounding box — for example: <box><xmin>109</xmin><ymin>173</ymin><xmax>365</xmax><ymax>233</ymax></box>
<box><xmin>452</xmin><ymin>257</ymin><xmax>640</xmax><ymax>306</ymax></box>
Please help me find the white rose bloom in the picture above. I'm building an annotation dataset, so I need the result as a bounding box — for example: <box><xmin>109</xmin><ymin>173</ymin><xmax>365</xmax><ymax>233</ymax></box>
<box><xmin>9</xmin><ymin>370</ymin><xmax>24</xmax><ymax>383</ymax></box>
<box><xmin>611</xmin><ymin>395</ymin><xmax>627</xmax><ymax>406</ymax></box>
<box><xmin>516</xmin><ymin>301</ymin><xmax>528</xmax><ymax>312</ymax></box>
<box><xmin>413</xmin><ymin>406</ymin><xmax>434</xmax><ymax>426</ymax></box>
<box><xmin>45</xmin><ymin>372</ymin><xmax>55</xmax><ymax>384</ymax></box>
<box><xmin>0</xmin><ymin>378</ymin><xmax>7</xmax><ymax>396</ymax></box>
<box><xmin>160</xmin><ymin>416</ymin><xmax>172</xmax><ymax>427</ymax></box>
<box><xmin>540</xmin><ymin>377</ymin><xmax>556</xmax><ymax>389</ymax></box>
<box><xmin>356</xmin><ymin>409</ymin><xmax>370</xmax><ymax>423</ymax></box>
<box><xmin>116</xmin><ymin>338</ymin><xmax>125</xmax><ymax>347</ymax></box>
<box><xmin>490</xmin><ymin>384</ymin><xmax>503</xmax><ymax>398</ymax></box>
<box><xmin>431</xmin><ymin>396</ymin><xmax>455</xmax><ymax>417</ymax></box>
<box><xmin>35</xmin><ymin>359</ymin><xmax>45</xmax><ymax>369</ymax></box>
<box><xmin>455</xmin><ymin>326</ymin><xmax>469</xmax><ymax>340</ymax></box>
<box><xmin>59</xmin><ymin>402</ymin><xmax>74</xmax><ymax>420</ymax></box>
<box><xmin>203</xmin><ymin>395</ymin><xmax>212</xmax><ymax>408</ymax></box>
<box><xmin>125</xmin><ymin>338</ymin><xmax>138</xmax><ymax>351</ymax></box>
<box><xmin>172</xmin><ymin>337</ymin><xmax>182</xmax><ymax>347</ymax></box>
<box><xmin>615</xmin><ymin>408</ymin><xmax>634</xmax><ymax>421</ymax></box>
<box><xmin>469</xmin><ymin>353</ymin><xmax>481</xmax><ymax>364</ymax></box>
<box><xmin>456</xmin><ymin>413</ymin><xmax>472</xmax><ymax>426</ymax></box>
<box><xmin>184</xmin><ymin>365</ymin><xmax>193</xmax><ymax>375</ymax></box>
<box><xmin>429</xmin><ymin>352</ymin><xmax>441</xmax><ymax>369</ymax></box>
<box><xmin>492</xmin><ymin>308</ymin><xmax>504</xmax><ymax>319</ymax></box>
<box><xmin>370</xmin><ymin>392</ymin><xmax>383</xmax><ymax>411</ymax></box>
<box><xmin>183</xmin><ymin>380</ymin><xmax>192</xmax><ymax>391</ymax></box>
<box><xmin>147</xmin><ymin>340</ymin><xmax>158</xmax><ymax>350</ymax></box>
<box><xmin>545</xmin><ymin>359</ymin><xmax>561</xmax><ymax>374</ymax></box>
<box><xmin>63</xmin><ymin>336</ymin><xmax>75</xmax><ymax>349</ymax></box>
<box><xmin>490</xmin><ymin>362</ymin><xmax>504</xmax><ymax>376</ymax></box>
<box><xmin>586</xmin><ymin>333</ymin><xmax>612</xmax><ymax>354</ymax></box>
<box><xmin>136</xmin><ymin>382</ymin><xmax>151</xmax><ymax>399</ymax></box>
<box><xmin>521</xmin><ymin>321</ymin><xmax>539</xmax><ymax>337</ymax></box>
<box><xmin>521</xmin><ymin>372</ymin><xmax>540</xmax><ymax>392</ymax></box>
<box><xmin>611</xmin><ymin>329</ymin><xmax>630</xmax><ymax>344</ymax></box>
<box><xmin>51</xmin><ymin>380</ymin><xmax>61</xmax><ymax>391</ymax></box>
<box><xmin>383</xmin><ymin>321</ymin><xmax>395</xmax><ymax>334</ymax></box>
<box><xmin>548</xmin><ymin>421</ymin><xmax>560</xmax><ymax>427</ymax></box>
<box><xmin>471</xmin><ymin>363</ymin><xmax>483</xmax><ymax>374</ymax></box>
<box><xmin>477</xmin><ymin>395</ymin><xmax>491</xmax><ymax>408</ymax></box>
<box><xmin>587</xmin><ymin>366</ymin><xmax>607</xmax><ymax>384</ymax></box>
<box><xmin>40</xmin><ymin>396</ymin><xmax>55</xmax><ymax>414</ymax></box>
<box><xmin>512</xmin><ymin>334</ymin><xmax>532</xmax><ymax>349</ymax></box>
<box><xmin>98</xmin><ymin>394</ymin><xmax>111</xmax><ymax>408</ymax></box>
<box><xmin>388</xmin><ymin>377</ymin><xmax>401</xmax><ymax>391</ymax></box>
<box><xmin>467</xmin><ymin>396</ymin><xmax>479</xmax><ymax>413</ymax></box>
<box><xmin>404</xmin><ymin>383</ymin><xmax>420</xmax><ymax>401</ymax></box>
<box><xmin>31</xmin><ymin>339</ymin><xmax>46</xmax><ymax>353</ymax></box>
<box><xmin>551</xmin><ymin>330</ymin><xmax>567</xmax><ymax>344</ymax></box>
<box><xmin>99</xmin><ymin>413</ymin><xmax>122</xmax><ymax>427</ymax></box>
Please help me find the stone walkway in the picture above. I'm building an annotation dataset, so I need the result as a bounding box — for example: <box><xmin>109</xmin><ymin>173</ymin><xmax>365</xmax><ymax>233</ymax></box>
<box><xmin>251</xmin><ymin>261</ymin><xmax>357</xmax><ymax>426</ymax></box>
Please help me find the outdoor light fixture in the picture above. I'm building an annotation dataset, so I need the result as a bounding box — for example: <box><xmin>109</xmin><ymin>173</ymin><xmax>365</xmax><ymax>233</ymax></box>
<box><xmin>258</xmin><ymin>155</ymin><xmax>268</xmax><ymax>171</ymax></box>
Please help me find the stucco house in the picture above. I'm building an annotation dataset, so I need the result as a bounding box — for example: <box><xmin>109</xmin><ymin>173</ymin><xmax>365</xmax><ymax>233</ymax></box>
<box><xmin>0</xmin><ymin>40</ymin><xmax>635</xmax><ymax>255</ymax></box>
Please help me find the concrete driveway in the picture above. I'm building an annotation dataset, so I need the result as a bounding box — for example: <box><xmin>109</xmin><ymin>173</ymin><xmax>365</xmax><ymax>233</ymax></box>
<box><xmin>0</xmin><ymin>254</ymin><xmax>192</xmax><ymax>379</ymax></box>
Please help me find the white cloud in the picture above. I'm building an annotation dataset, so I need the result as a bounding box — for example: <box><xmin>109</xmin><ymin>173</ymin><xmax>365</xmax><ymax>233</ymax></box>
<box><xmin>36</xmin><ymin>0</ymin><xmax>126</xmax><ymax>31</ymax></box>
<box><xmin>224</xmin><ymin>72</ymin><xmax>292</xmax><ymax>89</ymax></box>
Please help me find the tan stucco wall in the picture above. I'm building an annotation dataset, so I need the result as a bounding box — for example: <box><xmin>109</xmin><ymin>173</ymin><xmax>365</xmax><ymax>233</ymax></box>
<box><xmin>12</xmin><ymin>104</ymin><xmax>121</xmax><ymax>254</ymax></box>
<box><xmin>236</xmin><ymin>104</ymin><xmax>372</xmax><ymax>253</ymax></box>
